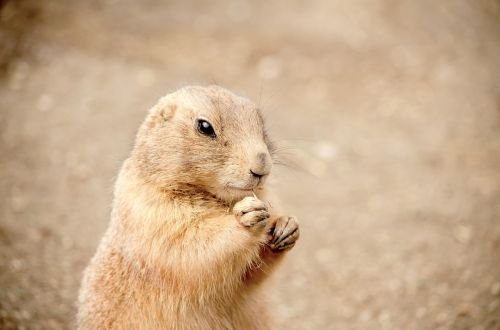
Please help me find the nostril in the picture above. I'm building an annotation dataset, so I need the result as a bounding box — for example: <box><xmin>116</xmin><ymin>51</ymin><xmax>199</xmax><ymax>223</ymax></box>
<box><xmin>250</xmin><ymin>169</ymin><xmax>265</xmax><ymax>178</ymax></box>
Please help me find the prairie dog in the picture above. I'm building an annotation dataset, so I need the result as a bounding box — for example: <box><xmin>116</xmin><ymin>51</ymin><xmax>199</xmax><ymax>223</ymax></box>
<box><xmin>77</xmin><ymin>86</ymin><xmax>300</xmax><ymax>329</ymax></box>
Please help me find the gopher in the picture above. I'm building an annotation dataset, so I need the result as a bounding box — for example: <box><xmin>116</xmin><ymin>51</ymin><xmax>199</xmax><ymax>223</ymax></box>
<box><xmin>77</xmin><ymin>85</ymin><xmax>300</xmax><ymax>329</ymax></box>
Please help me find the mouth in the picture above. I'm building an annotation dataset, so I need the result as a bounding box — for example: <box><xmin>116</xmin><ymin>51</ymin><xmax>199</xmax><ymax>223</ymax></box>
<box><xmin>225</xmin><ymin>181</ymin><xmax>260</xmax><ymax>192</ymax></box>
<box><xmin>225</xmin><ymin>175</ymin><xmax>265</xmax><ymax>194</ymax></box>
<box><xmin>226</xmin><ymin>185</ymin><xmax>254</xmax><ymax>192</ymax></box>
<box><xmin>219</xmin><ymin>182</ymin><xmax>264</xmax><ymax>201</ymax></box>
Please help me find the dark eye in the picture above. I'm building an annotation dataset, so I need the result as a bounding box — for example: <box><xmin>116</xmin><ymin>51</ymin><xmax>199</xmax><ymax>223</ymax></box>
<box><xmin>196</xmin><ymin>119</ymin><xmax>216</xmax><ymax>138</ymax></box>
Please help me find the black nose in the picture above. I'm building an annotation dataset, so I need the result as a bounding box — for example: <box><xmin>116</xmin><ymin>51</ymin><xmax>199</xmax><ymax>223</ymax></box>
<box><xmin>250</xmin><ymin>169</ymin><xmax>265</xmax><ymax>178</ymax></box>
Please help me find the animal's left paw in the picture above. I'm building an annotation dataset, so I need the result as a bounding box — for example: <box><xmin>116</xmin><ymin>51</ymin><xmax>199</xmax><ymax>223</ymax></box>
<box><xmin>266</xmin><ymin>216</ymin><xmax>300</xmax><ymax>252</ymax></box>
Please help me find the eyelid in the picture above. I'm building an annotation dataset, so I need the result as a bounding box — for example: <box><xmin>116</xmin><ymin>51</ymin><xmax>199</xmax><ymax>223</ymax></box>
<box><xmin>195</xmin><ymin>117</ymin><xmax>209</xmax><ymax>128</ymax></box>
<box><xmin>196</xmin><ymin>116</ymin><xmax>216</xmax><ymax>129</ymax></box>
<box><xmin>196</xmin><ymin>118</ymin><xmax>213</xmax><ymax>128</ymax></box>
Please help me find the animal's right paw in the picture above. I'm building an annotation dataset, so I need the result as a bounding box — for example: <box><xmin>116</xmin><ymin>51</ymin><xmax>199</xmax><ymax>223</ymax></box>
<box><xmin>233</xmin><ymin>196</ymin><xmax>269</xmax><ymax>230</ymax></box>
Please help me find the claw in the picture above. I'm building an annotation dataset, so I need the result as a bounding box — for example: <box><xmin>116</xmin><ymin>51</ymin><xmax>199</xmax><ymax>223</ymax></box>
<box><xmin>267</xmin><ymin>216</ymin><xmax>299</xmax><ymax>252</ymax></box>
<box><xmin>272</xmin><ymin>217</ymin><xmax>290</xmax><ymax>244</ymax></box>
<box><xmin>274</xmin><ymin>226</ymin><xmax>298</xmax><ymax>246</ymax></box>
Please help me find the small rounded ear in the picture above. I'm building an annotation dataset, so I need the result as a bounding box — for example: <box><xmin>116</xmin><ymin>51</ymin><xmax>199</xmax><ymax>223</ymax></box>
<box><xmin>159</xmin><ymin>103</ymin><xmax>176</xmax><ymax>121</ymax></box>
<box><xmin>145</xmin><ymin>98</ymin><xmax>177</xmax><ymax>128</ymax></box>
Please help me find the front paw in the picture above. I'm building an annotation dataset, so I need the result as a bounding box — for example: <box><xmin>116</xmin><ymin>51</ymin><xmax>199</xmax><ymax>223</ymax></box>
<box><xmin>267</xmin><ymin>216</ymin><xmax>299</xmax><ymax>251</ymax></box>
<box><xmin>233</xmin><ymin>196</ymin><xmax>270</xmax><ymax>230</ymax></box>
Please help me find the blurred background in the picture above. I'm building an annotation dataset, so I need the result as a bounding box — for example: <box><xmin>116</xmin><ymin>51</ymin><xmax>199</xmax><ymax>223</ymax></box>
<box><xmin>1</xmin><ymin>0</ymin><xmax>499</xmax><ymax>329</ymax></box>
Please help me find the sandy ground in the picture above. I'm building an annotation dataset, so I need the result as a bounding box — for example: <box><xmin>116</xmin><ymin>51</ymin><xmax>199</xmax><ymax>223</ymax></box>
<box><xmin>1</xmin><ymin>0</ymin><xmax>500</xmax><ymax>329</ymax></box>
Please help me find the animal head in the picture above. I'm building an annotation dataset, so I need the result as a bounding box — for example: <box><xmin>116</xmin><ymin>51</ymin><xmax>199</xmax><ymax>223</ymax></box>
<box><xmin>132</xmin><ymin>85</ymin><xmax>275</xmax><ymax>202</ymax></box>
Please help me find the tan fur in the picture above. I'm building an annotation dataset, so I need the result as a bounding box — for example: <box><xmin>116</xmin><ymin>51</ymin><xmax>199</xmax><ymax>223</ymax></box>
<box><xmin>77</xmin><ymin>86</ymin><xmax>299</xmax><ymax>330</ymax></box>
